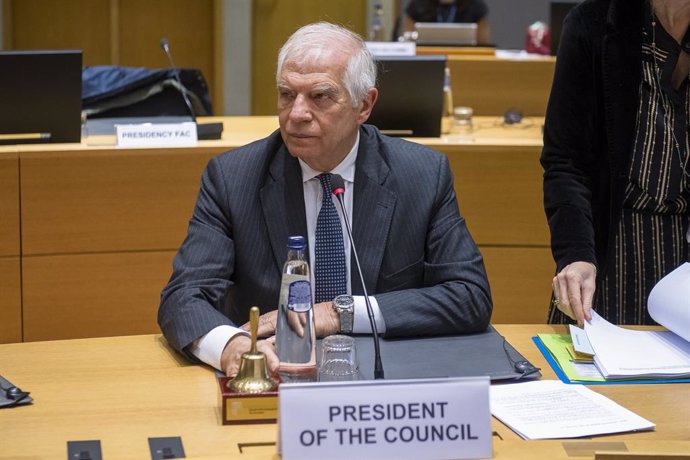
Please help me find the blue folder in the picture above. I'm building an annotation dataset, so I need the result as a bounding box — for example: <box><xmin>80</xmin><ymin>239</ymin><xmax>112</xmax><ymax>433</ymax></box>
<box><xmin>532</xmin><ymin>336</ymin><xmax>690</xmax><ymax>385</ymax></box>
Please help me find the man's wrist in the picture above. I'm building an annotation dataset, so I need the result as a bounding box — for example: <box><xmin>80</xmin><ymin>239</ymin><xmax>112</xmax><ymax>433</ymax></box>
<box><xmin>332</xmin><ymin>295</ymin><xmax>355</xmax><ymax>334</ymax></box>
<box><xmin>220</xmin><ymin>333</ymin><xmax>250</xmax><ymax>375</ymax></box>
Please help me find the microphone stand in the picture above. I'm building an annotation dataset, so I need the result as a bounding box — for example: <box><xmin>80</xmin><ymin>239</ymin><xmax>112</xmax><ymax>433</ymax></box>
<box><xmin>332</xmin><ymin>183</ymin><xmax>384</xmax><ymax>380</ymax></box>
<box><xmin>159</xmin><ymin>38</ymin><xmax>223</xmax><ymax>140</ymax></box>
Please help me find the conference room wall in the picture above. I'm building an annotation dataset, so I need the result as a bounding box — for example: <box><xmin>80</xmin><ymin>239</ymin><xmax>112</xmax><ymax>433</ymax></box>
<box><xmin>0</xmin><ymin>153</ymin><xmax>21</xmax><ymax>343</ymax></box>
<box><xmin>250</xmin><ymin>0</ymin><xmax>367</xmax><ymax>115</ymax></box>
<box><xmin>439</xmin><ymin>143</ymin><xmax>552</xmax><ymax>324</ymax></box>
<box><xmin>0</xmin><ymin>152</ymin><xmax>19</xmax><ymax>257</ymax></box>
<box><xmin>17</xmin><ymin>147</ymin><xmax>216</xmax><ymax>341</ymax></box>
<box><xmin>1</xmin><ymin>0</ymin><xmax>220</xmax><ymax>114</ymax></box>
<box><xmin>1</xmin><ymin>0</ymin><xmax>555</xmax><ymax>116</ymax></box>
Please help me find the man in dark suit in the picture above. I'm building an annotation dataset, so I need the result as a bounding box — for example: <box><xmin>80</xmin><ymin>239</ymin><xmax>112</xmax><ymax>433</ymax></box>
<box><xmin>158</xmin><ymin>22</ymin><xmax>492</xmax><ymax>376</ymax></box>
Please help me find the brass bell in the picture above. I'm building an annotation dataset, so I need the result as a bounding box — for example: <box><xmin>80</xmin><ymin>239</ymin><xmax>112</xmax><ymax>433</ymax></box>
<box><xmin>227</xmin><ymin>306</ymin><xmax>278</xmax><ymax>393</ymax></box>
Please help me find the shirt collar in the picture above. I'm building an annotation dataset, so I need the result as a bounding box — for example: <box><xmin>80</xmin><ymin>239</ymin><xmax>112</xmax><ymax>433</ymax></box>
<box><xmin>299</xmin><ymin>131</ymin><xmax>359</xmax><ymax>184</ymax></box>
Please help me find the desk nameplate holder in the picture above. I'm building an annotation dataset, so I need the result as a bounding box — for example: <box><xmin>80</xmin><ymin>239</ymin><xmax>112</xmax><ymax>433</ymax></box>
<box><xmin>115</xmin><ymin>122</ymin><xmax>197</xmax><ymax>148</ymax></box>
<box><xmin>279</xmin><ymin>377</ymin><xmax>492</xmax><ymax>460</ymax></box>
<box><xmin>218</xmin><ymin>376</ymin><xmax>278</xmax><ymax>425</ymax></box>
<box><xmin>218</xmin><ymin>306</ymin><xmax>279</xmax><ymax>425</ymax></box>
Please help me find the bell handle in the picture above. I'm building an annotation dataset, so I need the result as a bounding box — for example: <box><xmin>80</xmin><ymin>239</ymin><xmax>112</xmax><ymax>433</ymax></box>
<box><xmin>249</xmin><ymin>306</ymin><xmax>259</xmax><ymax>354</ymax></box>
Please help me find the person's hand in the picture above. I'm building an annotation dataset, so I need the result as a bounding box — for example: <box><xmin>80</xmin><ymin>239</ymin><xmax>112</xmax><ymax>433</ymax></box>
<box><xmin>552</xmin><ymin>261</ymin><xmax>597</xmax><ymax>326</ymax></box>
<box><xmin>243</xmin><ymin>311</ymin><xmax>278</xmax><ymax>338</ymax></box>
<box><xmin>220</xmin><ymin>334</ymin><xmax>279</xmax><ymax>377</ymax></box>
<box><xmin>313</xmin><ymin>301</ymin><xmax>340</xmax><ymax>337</ymax></box>
<box><xmin>243</xmin><ymin>302</ymin><xmax>340</xmax><ymax>339</ymax></box>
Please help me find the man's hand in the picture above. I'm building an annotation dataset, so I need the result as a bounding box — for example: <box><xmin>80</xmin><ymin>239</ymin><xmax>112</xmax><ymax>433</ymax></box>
<box><xmin>243</xmin><ymin>302</ymin><xmax>341</xmax><ymax>339</ymax></box>
<box><xmin>220</xmin><ymin>334</ymin><xmax>279</xmax><ymax>378</ymax></box>
<box><xmin>313</xmin><ymin>301</ymin><xmax>340</xmax><ymax>337</ymax></box>
<box><xmin>552</xmin><ymin>261</ymin><xmax>597</xmax><ymax>326</ymax></box>
<box><xmin>244</xmin><ymin>311</ymin><xmax>278</xmax><ymax>338</ymax></box>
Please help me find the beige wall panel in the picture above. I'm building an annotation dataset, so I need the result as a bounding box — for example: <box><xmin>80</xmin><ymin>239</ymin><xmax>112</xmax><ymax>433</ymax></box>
<box><xmin>444</xmin><ymin>146</ymin><xmax>549</xmax><ymax>246</ymax></box>
<box><xmin>118</xmin><ymin>0</ymin><xmax>216</xmax><ymax>110</ymax></box>
<box><xmin>0</xmin><ymin>257</ymin><xmax>22</xmax><ymax>343</ymax></box>
<box><xmin>481</xmin><ymin>246</ymin><xmax>554</xmax><ymax>324</ymax></box>
<box><xmin>0</xmin><ymin>153</ymin><xmax>19</xmax><ymax>257</ymax></box>
<box><xmin>448</xmin><ymin>56</ymin><xmax>555</xmax><ymax>116</ymax></box>
<box><xmin>21</xmin><ymin>149</ymin><xmax>216</xmax><ymax>255</ymax></box>
<box><xmin>23</xmin><ymin>251</ymin><xmax>175</xmax><ymax>341</ymax></box>
<box><xmin>7</xmin><ymin>0</ymin><xmax>111</xmax><ymax>64</ymax></box>
<box><xmin>251</xmin><ymin>0</ymin><xmax>368</xmax><ymax>115</ymax></box>
<box><xmin>2</xmin><ymin>1</ymin><xmax>12</xmax><ymax>48</ymax></box>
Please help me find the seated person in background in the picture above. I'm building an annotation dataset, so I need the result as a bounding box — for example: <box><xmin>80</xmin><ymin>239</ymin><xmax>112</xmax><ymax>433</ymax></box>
<box><xmin>158</xmin><ymin>22</ymin><xmax>493</xmax><ymax>377</ymax></box>
<box><xmin>400</xmin><ymin>0</ymin><xmax>491</xmax><ymax>45</ymax></box>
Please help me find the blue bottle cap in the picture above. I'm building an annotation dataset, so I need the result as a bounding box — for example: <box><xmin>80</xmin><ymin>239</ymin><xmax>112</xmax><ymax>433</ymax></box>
<box><xmin>287</xmin><ymin>236</ymin><xmax>306</xmax><ymax>250</ymax></box>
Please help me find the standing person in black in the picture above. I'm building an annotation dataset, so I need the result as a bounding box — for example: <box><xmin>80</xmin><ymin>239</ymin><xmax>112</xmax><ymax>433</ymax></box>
<box><xmin>399</xmin><ymin>0</ymin><xmax>491</xmax><ymax>45</ymax></box>
<box><xmin>542</xmin><ymin>0</ymin><xmax>690</xmax><ymax>326</ymax></box>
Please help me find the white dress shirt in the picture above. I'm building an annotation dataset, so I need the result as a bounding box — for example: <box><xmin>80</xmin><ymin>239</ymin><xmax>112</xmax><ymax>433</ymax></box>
<box><xmin>190</xmin><ymin>132</ymin><xmax>386</xmax><ymax>370</ymax></box>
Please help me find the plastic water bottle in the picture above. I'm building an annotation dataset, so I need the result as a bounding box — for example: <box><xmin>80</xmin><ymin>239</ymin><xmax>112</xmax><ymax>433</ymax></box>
<box><xmin>369</xmin><ymin>3</ymin><xmax>385</xmax><ymax>42</ymax></box>
<box><xmin>441</xmin><ymin>67</ymin><xmax>454</xmax><ymax>135</ymax></box>
<box><xmin>275</xmin><ymin>236</ymin><xmax>317</xmax><ymax>382</ymax></box>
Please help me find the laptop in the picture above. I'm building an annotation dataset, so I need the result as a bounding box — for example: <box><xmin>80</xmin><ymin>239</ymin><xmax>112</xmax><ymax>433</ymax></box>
<box><xmin>415</xmin><ymin>22</ymin><xmax>478</xmax><ymax>46</ymax></box>
<box><xmin>0</xmin><ymin>50</ymin><xmax>82</xmax><ymax>144</ymax></box>
<box><xmin>367</xmin><ymin>55</ymin><xmax>447</xmax><ymax>137</ymax></box>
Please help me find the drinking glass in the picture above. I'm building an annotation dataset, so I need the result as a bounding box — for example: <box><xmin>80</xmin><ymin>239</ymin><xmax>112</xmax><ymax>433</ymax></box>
<box><xmin>318</xmin><ymin>335</ymin><xmax>360</xmax><ymax>382</ymax></box>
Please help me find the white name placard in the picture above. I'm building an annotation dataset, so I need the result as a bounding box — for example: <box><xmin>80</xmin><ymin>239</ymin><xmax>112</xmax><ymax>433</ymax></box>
<box><xmin>279</xmin><ymin>377</ymin><xmax>492</xmax><ymax>460</ymax></box>
<box><xmin>365</xmin><ymin>41</ymin><xmax>416</xmax><ymax>56</ymax></box>
<box><xmin>115</xmin><ymin>122</ymin><xmax>198</xmax><ymax>147</ymax></box>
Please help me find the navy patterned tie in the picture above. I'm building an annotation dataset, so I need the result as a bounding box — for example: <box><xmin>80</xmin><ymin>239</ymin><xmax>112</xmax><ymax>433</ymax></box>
<box><xmin>314</xmin><ymin>173</ymin><xmax>347</xmax><ymax>303</ymax></box>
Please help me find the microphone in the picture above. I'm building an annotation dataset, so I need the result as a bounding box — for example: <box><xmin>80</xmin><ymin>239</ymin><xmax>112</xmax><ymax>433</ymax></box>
<box><xmin>159</xmin><ymin>37</ymin><xmax>223</xmax><ymax>140</ymax></box>
<box><xmin>330</xmin><ymin>174</ymin><xmax>384</xmax><ymax>379</ymax></box>
<box><xmin>159</xmin><ymin>38</ymin><xmax>197</xmax><ymax>121</ymax></box>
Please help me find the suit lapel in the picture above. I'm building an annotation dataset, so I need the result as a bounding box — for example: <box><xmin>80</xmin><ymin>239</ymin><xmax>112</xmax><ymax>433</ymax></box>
<box><xmin>260</xmin><ymin>145</ymin><xmax>308</xmax><ymax>272</ymax></box>
<box><xmin>351</xmin><ymin>128</ymin><xmax>396</xmax><ymax>294</ymax></box>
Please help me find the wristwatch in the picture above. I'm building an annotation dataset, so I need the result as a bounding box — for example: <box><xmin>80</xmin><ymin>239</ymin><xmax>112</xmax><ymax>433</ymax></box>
<box><xmin>332</xmin><ymin>295</ymin><xmax>354</xmax><ymax>335</ymax></box>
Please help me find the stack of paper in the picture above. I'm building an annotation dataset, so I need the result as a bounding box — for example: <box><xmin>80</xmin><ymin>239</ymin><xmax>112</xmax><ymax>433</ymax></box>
<box><xmin>490</xmin><ymin>380</ymin><xmax>655</xmax><ymax>439</ymax></box>
<box><xmin>536</xmin><ymin>333</ymin><xmax>606</xmax><ymax>383</ymax></box>
<box><xmin>584</xmin><ymin>311</ymin><xmax>690</xmax><ymax>379</ymax></box>
<box><xmin>577</xmin><ymin>262</ymin><xmax>690</xmax><ymax>380</ymax></box>
<box><xmin>537</xmin><ymin>263</ymin><xmax>690</xmax><ymax>382</ymax></box>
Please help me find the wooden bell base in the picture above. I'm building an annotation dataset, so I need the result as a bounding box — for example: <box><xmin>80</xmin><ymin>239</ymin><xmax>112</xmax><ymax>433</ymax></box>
<box><xmin>218</xmin><ymin>376</ymin><xmax>279</xmax><ymax>425</ymax></box>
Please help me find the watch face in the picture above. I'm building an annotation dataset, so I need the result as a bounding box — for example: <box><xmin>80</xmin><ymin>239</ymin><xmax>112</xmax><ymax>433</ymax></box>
<box><xmin>334</xmin><ymin>295</ymin><xmax>354</xmax><ymax>309</ymax></box>
<box><xmin>333</xmin><ymin>295</ymin><xmax>354</xmax><ymax>334</ymax></box>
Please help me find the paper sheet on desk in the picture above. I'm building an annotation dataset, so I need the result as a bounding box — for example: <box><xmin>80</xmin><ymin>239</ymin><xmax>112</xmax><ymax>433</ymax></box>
<box><xmin>648</xmin><ymin>262</ymin><xmax>690</xmax><ymax>342</ymax></box>
<box><xmin>490</xmin><ymin>380</ymin><xmax>654</xmax><ymax>439</ymax></box>
<box><xmin>584</xmin><ymin>310</ymin><xmax>690</xmax><ymax>378</ymax></box>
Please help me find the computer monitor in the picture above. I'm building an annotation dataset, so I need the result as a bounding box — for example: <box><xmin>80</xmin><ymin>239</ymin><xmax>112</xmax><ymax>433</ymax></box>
<box><xmin>0</xmin><ymin>50</ymin><xmax>82</xmax><ymax>144</ymax></box>
<box><xmin>367</xmin><ymin>55</ymin><xmax>447</xmax><ymax>138</ymax></box>
<box><xmin>415</xmin><ymin>22</ymin><xmax>478</xmax><ymax>46</ymax></box>
<box><xmin>550</xmin><ymin>2</ymin><xmax>580</xmax><ymax>56</ymax></box>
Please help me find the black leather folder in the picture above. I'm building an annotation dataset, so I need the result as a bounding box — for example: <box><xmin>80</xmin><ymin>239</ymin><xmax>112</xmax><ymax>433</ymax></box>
<box><xmin>318</xmin><ymin>325</ymin><xmax>540</xmax><ymax>382</ymax></box>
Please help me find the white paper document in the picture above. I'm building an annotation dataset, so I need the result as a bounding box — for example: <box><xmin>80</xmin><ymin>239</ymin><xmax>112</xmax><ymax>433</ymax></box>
<box><xmin>648</xmin><ymin>262</ymin><xmax>690</xmax><ymax>342</ymax></box>
<box><xmin>490</xmin><ymin>380</ymin><xmax>655</xmax><ymax>440</ymax></box>
<box><xmin>569</xmin><ymin>324</ymin><xmax>594</xmax><ymax>356</ymax></box>
<box><xmin>584</xmin><ymin>310</ymin><xmax>690</xmax><ymax>379</ymax></box>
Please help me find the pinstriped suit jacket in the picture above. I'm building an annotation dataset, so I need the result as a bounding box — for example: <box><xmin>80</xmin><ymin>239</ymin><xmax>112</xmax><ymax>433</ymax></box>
<box><xmin>158</xmin><ymin>124</ymin><xmax>492</xmax><ymax>355</ymax></box>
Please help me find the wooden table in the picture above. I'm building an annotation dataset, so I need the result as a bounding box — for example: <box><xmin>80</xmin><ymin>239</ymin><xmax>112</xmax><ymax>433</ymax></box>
<box><xmin>415</xmin><ymin>48</ymin><xmax>556</xmax><ymax>116</ymax></box>
<box><xmin>0</xmin><ymin>116</ymin><xmax>553</xmax><ymax>343</ymax></box>
<box><xmin>0</xmin><ymin>325</ymin><xmax>687</xmax><ymax>459</ymax></box>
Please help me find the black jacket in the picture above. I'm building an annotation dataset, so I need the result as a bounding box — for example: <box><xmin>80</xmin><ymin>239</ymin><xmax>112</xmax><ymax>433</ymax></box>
<box><xmin>541</xmin><ymin>0</ymin><xmax>645</xmax><ymax>275</ymax></box>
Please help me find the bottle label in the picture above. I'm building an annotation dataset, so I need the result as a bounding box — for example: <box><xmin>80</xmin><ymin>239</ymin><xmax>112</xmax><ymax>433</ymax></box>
<box><xmin>287</xmin><ymin>280</ymin><xmax>312</xmax><ymax>312</ymax></box>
